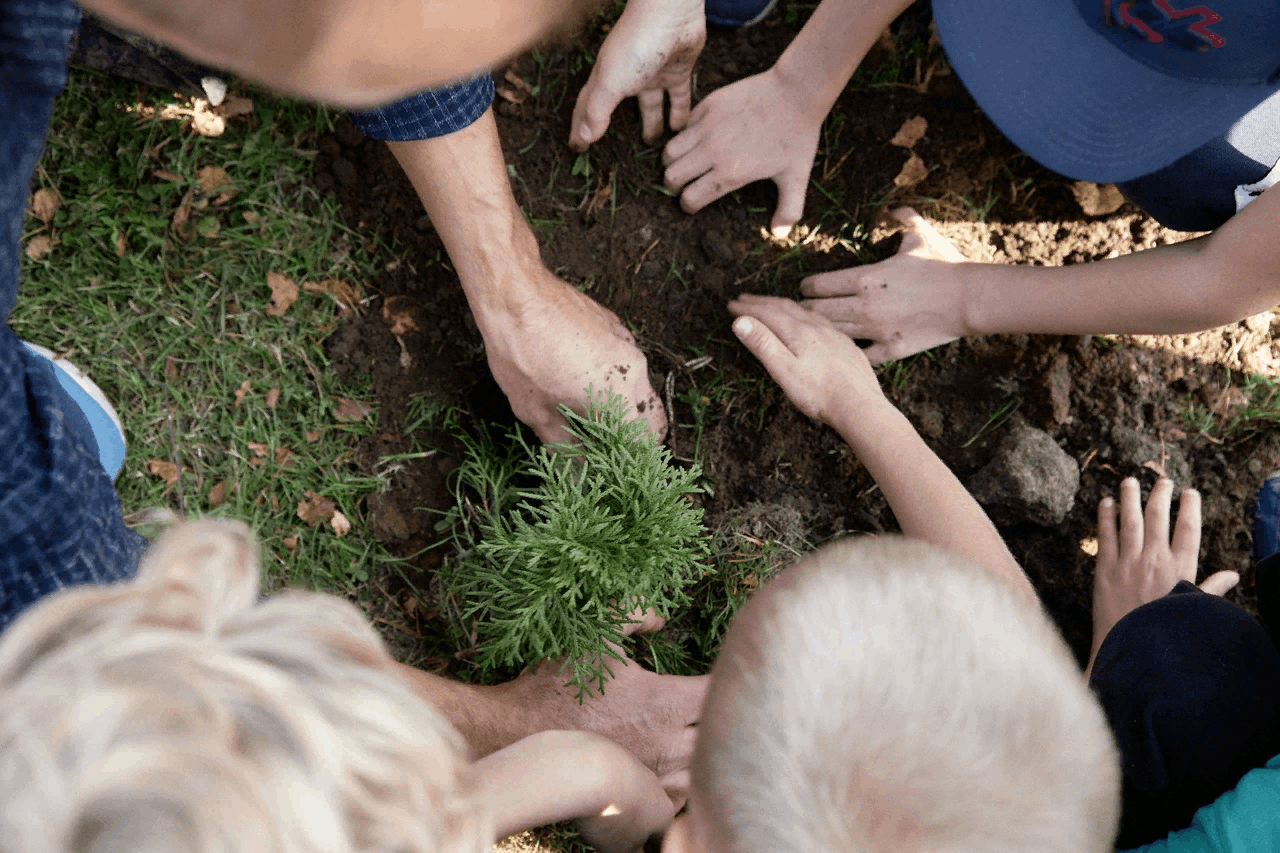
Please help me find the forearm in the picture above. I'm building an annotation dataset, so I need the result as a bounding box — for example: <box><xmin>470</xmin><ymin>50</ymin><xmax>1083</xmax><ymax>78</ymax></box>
<box><xmin>830</xmin><ymin>401</ymin><xmax>1036</xmax><ymax>603</ymax></box>
<box><xmin>962</xmin><ymin>187</ymin><xmax>1280</xmax><ymax>337</ymax></box>
<box><xmin>772</xmin><ymin>0</ymin><xmax>916</xmax><ymax>118</ymax></box>
<box><xmin>386</xmin><ymin>110</ymin><xmax>545</xmax><ymax>318</ymax></box>
<box><xmin>392</xmin><ymin>662</ymin><xmax>550</xmax><ymax>757</ymax></box>
<box><xmin>80</xmin><ymin>0</ymin><xmax>596</xmax><ymax>107</ymax></box>
<box><xmin>475</xmin><ymin>731</ymin><xmax>672</xmax><ymax>847</ymax></box>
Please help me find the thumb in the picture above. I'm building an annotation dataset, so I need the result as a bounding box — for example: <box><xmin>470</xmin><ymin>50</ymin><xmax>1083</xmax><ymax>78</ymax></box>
<box><xmin>733</xmin><ymin>315</ymin><xmax>795</xmax><ymax>379</ymax></box>
<box><xmin>569</xmin><ymin>76</ymin><xmax>619</xmax><ymax>152</ymax></box>
<box><xmin>893</xmin><ymin>206</ymin><xmax>965</xmax><ymax>262</ymax></box>
<box><xmin>770</xmin><ymin>171</ymin><xmax>807</xmax><ymax>238</ymax></box>
<box><xmin>1199</xmin><ymin>571</ymin><xmax>1240</xmax><ymax>597</ymax></box>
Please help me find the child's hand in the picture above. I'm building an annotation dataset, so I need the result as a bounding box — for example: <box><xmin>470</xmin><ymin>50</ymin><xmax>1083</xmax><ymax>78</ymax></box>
<box><xmin>1089</xmin><ymin>477</ymin><xmax>1239</xmax><ymax>671</ymax></box>
<box><xmin>728</xmin><ymin>294</ymin><xmax>884</xmax><ymax>426</ymax></box>
<box><xmin>663</xmin><ymin>67</ymin><xmax>824</xmax><ymax>235</ymax></box>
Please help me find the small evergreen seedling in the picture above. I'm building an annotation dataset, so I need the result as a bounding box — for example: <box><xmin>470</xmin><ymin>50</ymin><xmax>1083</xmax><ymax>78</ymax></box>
<box><xmin>444</xmin><ymin>391</ymin><xmax>710</xmax><ymax>697</ymax></box>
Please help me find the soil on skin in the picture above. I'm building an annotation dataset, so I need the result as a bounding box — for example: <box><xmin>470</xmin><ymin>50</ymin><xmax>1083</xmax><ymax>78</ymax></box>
<box><xmin>311</xmin><ymin>4</ymin><xmax>1280</xmax><ymax>669</ymax></box>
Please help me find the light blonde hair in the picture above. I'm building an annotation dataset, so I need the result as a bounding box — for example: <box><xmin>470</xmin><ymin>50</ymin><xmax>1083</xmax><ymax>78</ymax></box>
<box><xmin>695</xmin><ymin>536</ymin><xmax>1119</xmax><ymax>853</ymax></box>
<box><xmin>0</xmin><ymin>519</ymin><xmax>490</xmax><ymax>853</ymax></box>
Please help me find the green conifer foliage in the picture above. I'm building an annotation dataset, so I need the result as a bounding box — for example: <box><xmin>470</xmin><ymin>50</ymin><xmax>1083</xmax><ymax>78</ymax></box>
<box><xmin>444</xmin><ymin>392</ymin><xmax>710</xmax><ymax>697</ymax></box>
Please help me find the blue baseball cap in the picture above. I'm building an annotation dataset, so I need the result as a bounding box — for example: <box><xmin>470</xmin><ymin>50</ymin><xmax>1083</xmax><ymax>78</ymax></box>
<box><xmin>933</xmin><ymin>0</ymin><xmax>1280</xmax><ymax>183</ymax></box>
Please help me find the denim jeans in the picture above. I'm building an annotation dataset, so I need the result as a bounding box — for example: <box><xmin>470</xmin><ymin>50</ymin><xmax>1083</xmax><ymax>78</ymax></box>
<box><xmin>0</xmin><ymin>0</ymin><xmax>145</xmax><ymax>633</ymax></box>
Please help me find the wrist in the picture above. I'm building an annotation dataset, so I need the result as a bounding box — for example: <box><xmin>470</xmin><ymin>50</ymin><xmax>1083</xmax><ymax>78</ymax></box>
<box><xmin>766</xmin><ymin>58</ymin><xmax>833</xmax><ymax>126</ymax></box>
<box><xmin>826</xmin><ymin>394</ymin><xmax>902</xmax><ymax>447</ymax></box>
<box><xmin>952</xmin><ymin>261</ymin><xmax>990</xmax><ymax>337</ymax></box>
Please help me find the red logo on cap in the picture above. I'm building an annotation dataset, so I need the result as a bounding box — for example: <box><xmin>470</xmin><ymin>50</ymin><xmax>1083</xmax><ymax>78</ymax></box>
<box><xmin>1113</xmin><ymin>0</ymin><xmax>1226</xmax><ymax>48</ymax></box>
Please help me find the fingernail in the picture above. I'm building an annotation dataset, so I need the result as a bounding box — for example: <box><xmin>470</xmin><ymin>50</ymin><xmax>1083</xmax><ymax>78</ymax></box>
<box><xmin>733</xmin><ymin>317</ymin><xmax>752</xmax><ymax>336</ymax></box>
<box><xmin>1123</xmin><ymin>477</ymin><xmax>1138</xmax><ymax>487</ymax></box>
<box><xmin>576</xmin><ymin>123</ymin><xmax>591</xmax><ymax>142</ymax></box>
<box><xmin>1100</xmin><ymin>497</ymin><xmax>1114</xmax><ymax>507</ymax></box>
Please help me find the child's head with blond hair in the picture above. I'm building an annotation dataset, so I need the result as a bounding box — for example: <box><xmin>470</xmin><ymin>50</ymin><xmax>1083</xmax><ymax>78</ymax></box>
<box><xmin>0</xmin><ymin>519</ymin><xmax>489</xmax><ymax>853</ymax></box>
<box><xmin>665</xmin><ymin>536</ymin><xmax>1120</xmax><ymax>853</ymax></box>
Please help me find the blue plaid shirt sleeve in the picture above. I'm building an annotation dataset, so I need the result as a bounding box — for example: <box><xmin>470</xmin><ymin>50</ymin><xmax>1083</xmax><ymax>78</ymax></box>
<box><xmin>348</xmin><ymin>75</ymin><xmax>495</xmax><ymax>141</ymax></box>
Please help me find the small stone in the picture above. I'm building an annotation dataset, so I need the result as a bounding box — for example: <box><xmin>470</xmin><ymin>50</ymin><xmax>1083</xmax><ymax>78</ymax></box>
<box><xmin>1109</xmin><ymin>425</ymin><xmax>1192</xmax><ymax>485</ymax></box>
<box><xmin>332</xmin><ymin>157</ymin><xmax>359</xmax><ymax>187</ymax></box>
<box><xmin>967</xmin><ymin>421</ymin><xmax>1080</xmax><ymax>526</ymax></box>
<box><xmin>1042</xmin><ymin>352</ymin><xmax>1072</xmax><ymax>426</ymax></box>
<box><xmin>334</xmin><ymin>120</ymin><xmax>365</xmax><ymax>148</ymax></box>
<box><xmin>638</xmin><ymin>259</ymin><xmax>663</xmax><ymax>280</ymax></box>
<box><xmin>367</xmin><ymin>493</ymin><xmax>410</xmax><ymax>543</ymax></box>
<box><xmin>913</xmin><ymin>402</ymin><xmax>945</xmax><ymax>440</ymax></box>
<box><xmin>700</xmin><ymin>229</ymin><xmax>737</xmax><ymax>266</ymax></box>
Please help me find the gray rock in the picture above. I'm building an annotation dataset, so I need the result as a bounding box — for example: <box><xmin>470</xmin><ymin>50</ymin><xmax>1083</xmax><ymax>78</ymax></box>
<box><xmin>1109</xmin><ymin>425</ymin><xmax>1191</xmax><ymax>485</ymax></box>
<box><xmin>968</xmin><ymin>421</ymin><xmax>1080</xmax><ymax>526</ymax></box>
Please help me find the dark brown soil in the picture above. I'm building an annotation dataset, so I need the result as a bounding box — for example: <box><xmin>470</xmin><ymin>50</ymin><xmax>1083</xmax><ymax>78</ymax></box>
<box><xmin>311</xmin><ymin>5</ymin><xmax>1280</xmax><ymax>669</ymax></box>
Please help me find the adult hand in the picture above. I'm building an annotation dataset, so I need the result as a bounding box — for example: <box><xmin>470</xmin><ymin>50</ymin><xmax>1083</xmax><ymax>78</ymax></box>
<box><xmin>1088</xmin><ymin>477</ymin><xmax>1239</xmax><ymax>671</ymax></box>
<box><xmin>569</xmin><ymin>0</ymin><xmax>707</xmax><ymax>150</ymax></box>
<box><xmin>727</xmin><ymin>294</ymin><xmax>883</xmax><ymax>426</ymax></box>
<box><xmin>479</xmin><ymin>269</ymin><xmax>666</xmax><ymax>443</ymax></box>
<box><xmin>514</xmin><ymin>648</ymin><xmax>708</xmax><ymax>808</ymax></box>
<box><xmin>663</xmin><ymin>66</ymin><xmax>823</xmax><ymax>234</ymax></box>
<box><xmin>801</xmin><ymin>207</ymin><xmax>970</xmax><ymax>363</ymax></box>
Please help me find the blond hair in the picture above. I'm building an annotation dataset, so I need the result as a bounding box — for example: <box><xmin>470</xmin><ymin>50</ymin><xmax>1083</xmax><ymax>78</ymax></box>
<box><xmin>695</xmin><ymin>536</ymin><xmax>1119</xmax><ymax>853</ymax></box>
<box><xmin>0</xmin><ymin>519</ymin><xmax>489</xmax><ymax>853</ymax></box>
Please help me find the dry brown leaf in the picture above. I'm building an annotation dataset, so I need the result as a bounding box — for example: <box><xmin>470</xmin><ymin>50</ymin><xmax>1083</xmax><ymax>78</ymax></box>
<box><xmin>266</xmin><ymin>272</ymin><xmax>299</xmax><ymax>317</ymax></box>
<box><xmin>504</xmin><ymin>68</ymin><xmax>534</xmax><ymax>94</ymax></box>
<box><xmin>381</xmin><ymin>296</ymin><xmax>418</xmax><ymax>336</ymax></box>
<box><xmin>893</xmin><ymin>154</ymin><xmax>928</xmax><ymax>188</ymax></box>
<box><xmin>147</xmin><ymin>459</ymin><xmax>180</xmax><ymax>486</ymax></box>
<box><xmin>496</xmin><ymin>86</ymin><xmax>527</xmax><ymax>105</ymax></box>
<box><xmin>208</xmin><ymin>479</ymin><xmax>227</xmax><ymax>507</ymax></box>
<box><xmin>889</xmin><ymin>115</ymin><xmax>928</xmax><ymax>149</ymax></box>
<box><xmin>173</xmin><ymin>189</ymin><xmax>194</xmax><ymax>229</ymax></box>
<box><xmin>215</xmin><ymin>95</ymin><xmax>254</xmax><ymax>118</ymax></box>
<box><xmin>586</xmin><ymin>167</ymin><xmax>616</xmax><ymax>217</ymax></box>
<box><xmin>243</xmin><ymin>211</ymin><xmax>260</xmax><ymax>226</ymax></box>
<box><xmin>234</xmin><ymin>379</ymin><xmax>251</xmax><ymax>406</ymax></box>
<box><xmin>305</xmin><ymin>429</ymin><xmax>323</xmax><ymax>443</ymax></box>
<box><xmin>274</xmin><ymin>447</ymin><xmax>297</xmax><ymax>469</ymax></box>
<box><xmin>1070</xmin><ymin>181</ymin><xmax>1125</xmax><ymax>216</ymax></box>
<box><xmin>330</xmin><ymin>511</ymin><xmax>351</xmax><ymax>538</ymax></box>
<box><xmin>197</xmin><ymin>166</ymin><xmax>231</xmax><ymax>193</ymax></box>
<box><xmin>153</xmin><ymin>169</ymin><xmax>181</xmax><ymax>182</ymax></box>
<box><xmin>265</xmin><ymin>387</ymin><xmax>280</xmax><ymax>410</ymax></box>
<box><xmin>164</xmin><ymin>355</ymin><xmax>179</xmax><ymax>379</ymax></box>
<box><xmin>282</xmin><ymin>535</ymin><xmax>299</xmax><ymax>553</ymax></box>
<box><xmin>304</xmin><ymin>279</ymin><xmax>363</xmax><ymax>315</ymax></box>
<box><xmin>114</xmin><ymin>232</ymin><xmax>127</xmax><ymax>257</ymax></box>
<box><xmin>297</xmin><ymin>491</ymin><xmax>337</xmax><ymax>527</ymax></box>
<box><xmin>24</xmin><ymin>235</ymin><xmax>53</xmax><ymax>260</ymax></box>
<box><xmin>247</xmin><ymin>441</ymin><xmax>270</xmax><ymax>457</ymax></box>
<box><xmin>29</xmin><ymin>188</ymin><xmax>60</xmax><ymax>224</ymax></box>
<box><xmin>333</xmin><ymin>397</ymin><xmax>374</xmax><ymax>423</ymax></box>
<box><xmin>190</xmin><ymin>99</ymin><xmax>226</xmax><ymax>137</ymax></box>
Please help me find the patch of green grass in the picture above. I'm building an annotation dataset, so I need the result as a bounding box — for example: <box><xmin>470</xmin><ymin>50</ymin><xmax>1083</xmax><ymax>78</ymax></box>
<box><xmin>15</xmin><ymin>70</ymin><xmax>397</xmax><ymax>591</ymax></box>
<box><xmin>1183</xmin><ymin>373</ymin><xmax>1280</xmax><ymax>441</ymax></box>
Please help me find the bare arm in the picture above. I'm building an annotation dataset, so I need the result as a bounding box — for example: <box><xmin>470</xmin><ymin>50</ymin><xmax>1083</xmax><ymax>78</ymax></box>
<box><xmin>79</xmin><ymin>0</ymin><xmax>597</xmax><ymax>107</ymax></box>
<box><xmin>728</xmin><ymin>295</ymin><xmax>1035</xmax><ymax>604</ymax></box>
<box><xmin>475</xmin><ymin>731</ymin><xmax>674</xmax><ymax>853</ymax></box>
<box><xmin>804</xmin><ymin>188</ymin><xmax>1280</xmax><ymax>364</ymax></box>
<box><xmin>964</xmin><ymin>185</ymin><xmax>1280</xmax><ymax>336</ymax></box>
<box><xmin>384</xmin><ymin>109</ymin><xmax>666</xmax><ymax>443</ymax></box>
<box><xmin>390</xmin><ymin>654</ymin><xmax>707</xmax><ymax>785</ymax></box>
